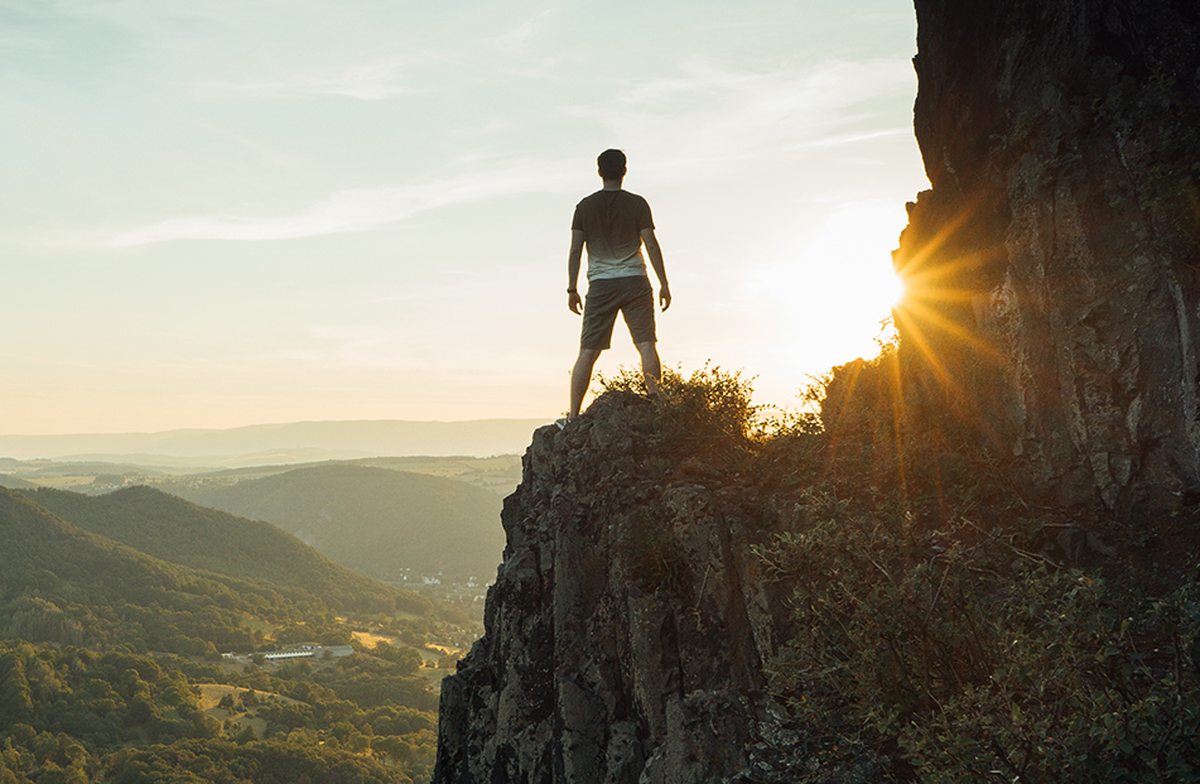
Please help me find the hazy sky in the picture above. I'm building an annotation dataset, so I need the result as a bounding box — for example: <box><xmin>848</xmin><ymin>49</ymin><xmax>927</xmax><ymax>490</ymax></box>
<box><xmin>2</xmin><ymin>0</ymin><xmax>927</xmax><ymax>434</ymax></box>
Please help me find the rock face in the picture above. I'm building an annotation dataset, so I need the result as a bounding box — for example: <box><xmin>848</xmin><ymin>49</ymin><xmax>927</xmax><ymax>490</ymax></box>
<box><xmin>434</xmin><ymin>394</ymin><xmax>803</xmax><ymax>784</ymax></box>
<box><xmin>895</xmin><ymin>0</ymin><xmax>1200</xmax><ymax>513</ymax></box>
<box><xmin>435</xmin><ymin>3</ymin><xmax>1200</xmax><ymax>781</ymax></box>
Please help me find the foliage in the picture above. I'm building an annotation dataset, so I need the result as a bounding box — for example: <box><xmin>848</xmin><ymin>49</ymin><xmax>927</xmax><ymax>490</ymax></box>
<box><xmin>1</xmin><ymin>488</ymin><xmax>278</xmax><ymax>656</ymax></box>
<box><xmin>758</xmin><ymin>490</ymin><xmax>1200</xmax><ymax>783</ymax></box>
<box><xmin>0</xmin><ymin>485</ymin><xmax>463</xmax><ymax>782</ymax></box>
<box><xmin>598</xmin><ymin>362</ymin><xmax>764</xmax><ymax>464</ymax></box>
<box><xmin>0</xmin><ymin>641</ymin><xmax>438</xmax><ymax>784</ymax></box>
<box><xmin>615</xmin><ymin>501</ymin><xmax>693</xmax><ymax>598</ymax></box>
<box><xmin>721</xmin><ymin>338</ymin><xmax>1200</xmax><ymax>781</ymax></box>
<box><xmin>103</xmin><ymin>738</ymin><xmax>416</xmax><ymax>784</ymax></box>
<box><xmin>594</xmin><ymin>364</ymin><xmax>771</xmax><ymax>596</ymax></box>
<box><xmin>371</xmin><ymin>641</ymin><xmax>424</xmax><ymax>673</ymax></box>
<box><xmin>591</xmin><ymin>355</ymin><xmax>1200</xmax><ymax>779</ymax></box>
<box><xmin>0</xmin><ymin>486</ymin><xmax>467</xmax><ymax>663</ymax></box>
<box><xmin>0</xmin><ymin>643</ymin><xmax>218</xmax><ymax>749</ymax></box>
<box><xmin>242</xmin><ymin>653</ymin><xmax>436</xmax><ymax>713</ymax></box>
<box><xmin>780</xmin><ymin>342</ymin><xmax>1020</xmax><ymax>526</ymax></box>
<box><xmin>23</xmin><ymin>485</ymin><xmax>431</xmax><ymax>617</ymax></box>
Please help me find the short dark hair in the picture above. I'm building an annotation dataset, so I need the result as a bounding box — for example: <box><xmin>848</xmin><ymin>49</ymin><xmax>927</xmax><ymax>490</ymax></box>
<box><xmin>597</xmin><ymin>149</ymin><xmax>627</xmax><ymax>180</ymax></box>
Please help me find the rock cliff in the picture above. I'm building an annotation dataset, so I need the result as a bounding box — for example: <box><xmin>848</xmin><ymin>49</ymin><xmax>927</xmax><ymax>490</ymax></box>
<box><xmin>894</xmin><ymin>0</ymin><xmax>1200</xmax><ymax>513</ymax></box>
<box><xmin>434</xmin><ymin>393</ymin><xmax>807</xmax><ymax>783</ymax></box>
<box><xmin>435</xmin><ymin>2</ymin><xmax>1200</xmax><ymax>780</ymax></box>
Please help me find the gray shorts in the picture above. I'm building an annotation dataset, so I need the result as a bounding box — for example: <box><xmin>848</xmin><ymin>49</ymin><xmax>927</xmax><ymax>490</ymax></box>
<box><xmin>580</xmin><ymin>276</ymin><xmax>656</xmax><ymax>350</ymax></box>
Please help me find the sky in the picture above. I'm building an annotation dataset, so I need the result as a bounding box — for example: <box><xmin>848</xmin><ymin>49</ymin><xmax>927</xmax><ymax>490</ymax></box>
<box><xmin>1</xmin><ymin>0</ymin><xmax>928</xmax><ymax>434</ymax></box>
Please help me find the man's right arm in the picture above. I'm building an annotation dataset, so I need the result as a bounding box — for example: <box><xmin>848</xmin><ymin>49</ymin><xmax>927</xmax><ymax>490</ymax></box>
<box><xmin>567</xmin><ymin>229</ymin><xmax>585</xmax><ymax>314</ymax></box>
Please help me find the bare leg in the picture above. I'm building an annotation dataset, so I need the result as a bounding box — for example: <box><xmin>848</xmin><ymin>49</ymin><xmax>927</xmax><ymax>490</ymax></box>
<box><xmin>570</xmin><ymin>348</ymin><xmax>602</xmax><ymax>418</ymax></box>
<box><xmin>635</xmin><ymin>341</ymin><xmax>661</xmax><ymax>398</ymax></box>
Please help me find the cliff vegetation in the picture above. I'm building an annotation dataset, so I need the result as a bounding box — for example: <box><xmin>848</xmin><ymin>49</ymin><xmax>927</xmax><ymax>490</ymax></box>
<box><xmin>435</xmin><ymin>359</ymin><xmax>1200</xmax><ymax>782</ymax></box>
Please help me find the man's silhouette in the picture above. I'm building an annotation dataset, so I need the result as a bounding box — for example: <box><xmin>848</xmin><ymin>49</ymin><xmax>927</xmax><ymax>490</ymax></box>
<box><xmin>565</xmin><ymin>149</ymin><xmax>671</xmax><ymax>420</ymax></box>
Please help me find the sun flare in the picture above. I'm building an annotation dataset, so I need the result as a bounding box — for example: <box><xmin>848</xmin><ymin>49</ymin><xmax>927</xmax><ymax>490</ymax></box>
<box><xmin>767</xmin><ymin>204</ymin><xmax>909</xmax><ymax>375</ymax></box>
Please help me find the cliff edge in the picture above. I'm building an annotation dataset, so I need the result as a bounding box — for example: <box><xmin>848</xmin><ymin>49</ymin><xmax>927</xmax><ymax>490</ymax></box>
<box><xmin>434</xmin><ymin>392</ymin><xmax>808</xmax><ymax>784</ymax></box>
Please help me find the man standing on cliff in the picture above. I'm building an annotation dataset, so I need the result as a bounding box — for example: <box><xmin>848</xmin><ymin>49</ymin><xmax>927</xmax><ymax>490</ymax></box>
<box><xmin>564</xmin><ymin>149</ymin><xmax>671</xmax><ymax>421</ymax></box>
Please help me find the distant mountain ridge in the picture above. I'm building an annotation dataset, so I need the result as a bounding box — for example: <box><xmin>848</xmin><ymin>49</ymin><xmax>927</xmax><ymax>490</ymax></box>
<box><xmin>0</xmin><ymin>486</ymin><xmax>429</xmax><ymax>656</ymax></box>
<box><xmin>170</xmin><ymin>463</ymin><xmax>506</xmax><ymax>585</ymax></box>
<box><xmin>18</xmin><ymin>485</ymin><xmax>425</xmax><ymax>616</ymax></box>
<box><xmin>0</xmin><ymin>418</ymin><xmax>545</xmax><ymax>463</ymax></box>
<box><xmin>0</xmin><ymin>473</ymin><xmax>38</xmax><ymax>489</ymax></box>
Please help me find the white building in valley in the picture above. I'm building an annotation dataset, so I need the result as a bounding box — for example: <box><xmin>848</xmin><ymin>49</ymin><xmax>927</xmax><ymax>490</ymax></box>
<box><xmin>223</xmin><ymin>643</ymin><xmax>355</xmax><ymax>662</ymax></box>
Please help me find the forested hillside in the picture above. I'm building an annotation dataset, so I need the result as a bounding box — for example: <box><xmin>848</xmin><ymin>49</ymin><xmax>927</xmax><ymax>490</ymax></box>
<box><xmin>20</xmin><ymin>485</ymin><xmax>429</xmax><ymax>617</ymax></box>
<box><xmin>170</xmin><ymin>464</ymin><xmax>506</xmax><ymax>585</ymax></box>
<box><xmin>0</xmin><ymin>641</ymin><xmax>439</xmax><ymax>783</ymax></box>
<box><xmin>2</xmin><ymin>487</ymin><xmax>274</xmax><ymax>655</ymax></box>
<box><xmin>0</xmin><ymin>473</ymin><xmax>37</xmax><ymax>490</ymax></box>
<box><xmin>0</xmin><ymin>486</ymin><xmax>461</xmax><ymax>782</ymax></box>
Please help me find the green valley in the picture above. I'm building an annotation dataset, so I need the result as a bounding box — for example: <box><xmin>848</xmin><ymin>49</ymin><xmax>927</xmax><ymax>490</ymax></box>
<box><xmin>0</xmin><ymin>484</ymin><xmax>490</xmax><ymax>783</ymax></box>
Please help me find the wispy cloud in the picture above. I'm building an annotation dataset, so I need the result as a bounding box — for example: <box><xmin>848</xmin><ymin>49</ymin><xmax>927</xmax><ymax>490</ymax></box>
<box><xmin>570</xmin><ymin>57</ymin><xmax>914</xmax><ymax>165</ymax></box>
<box><xmin>296</xmin><ymin>324</ymin><xmax>419</xmax><ymax>369</ymax></box>
<box><xmin>228</xmin><ymin>54</ymin><xmax>435</xmax><ymax>100</ymax></box>
<box><xmin>110</xmin><ymin>160</ymin><xmax>575</xmax><ymax>245</ymax></box>
<box><xmin>491</xmin><ymin>9</ymin><xmax>553</xmax><ymax>54</ymax></box>
<box><xmin>112</xmin><ymin>57</ymin><xmax>914</xmax><ymax>246</ymax></box>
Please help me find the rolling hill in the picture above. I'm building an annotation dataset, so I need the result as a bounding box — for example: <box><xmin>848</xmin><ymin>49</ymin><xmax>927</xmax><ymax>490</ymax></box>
<box><xmin>19</xmin><ymin>485</ymin><xmax>429</xmax><ymax>617</ymax></box>
<box><xmin>0</xmin><ymin>487</ymin><xmax>344</xmax><ymax>654</ymax></box>
<box><xmin>0</xmin><ymin>485</ymin><xmax>448</xmax><ymax>782</ymax></box>
<box><xmin>169</xmin><ymin>463</ymin><xmax>507</xmax><ymax>585</ymax></box>
<box><xmin>0</xmin><ymin>473</ymin><xmax>38</xmax><ymax>489</ymax></box>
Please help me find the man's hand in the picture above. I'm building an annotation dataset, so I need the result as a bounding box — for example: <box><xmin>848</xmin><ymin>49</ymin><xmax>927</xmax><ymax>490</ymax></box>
<box><xmin>568</xmin><ymin>290</ymin><xmax>583</xmax><ymax>314</ymax></box>
<box><xmin>659</xmin><ymin>285</ymin><xmax>671</xmax><ymax>312</ymax></box>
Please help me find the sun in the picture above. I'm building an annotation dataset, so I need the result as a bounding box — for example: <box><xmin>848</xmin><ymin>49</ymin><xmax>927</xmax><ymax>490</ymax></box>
<box><xmin>728</xmin><ymin>202</ymin><xmax>915</xmax><ymax>410</ymax></box>
<box><xmin>780</xmin><ymin>204</ymin><xmax>909</xmax><ymax>363</ymax></box>
<box><xmin>864</xmin><ymin>257</ymin><xmax>905</xmax><ymax>314</ymax></box>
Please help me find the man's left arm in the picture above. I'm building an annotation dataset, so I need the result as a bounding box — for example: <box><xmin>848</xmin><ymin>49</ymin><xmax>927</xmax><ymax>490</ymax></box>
<box><xmin>567</xmin><ymin>229</ymin><xmax>585</xmax><ymax>314</ymax></box>
<box><xmin>640</xmin><ymin>227</ymin><xmax>671</xmax><ymax>311</ymax></box>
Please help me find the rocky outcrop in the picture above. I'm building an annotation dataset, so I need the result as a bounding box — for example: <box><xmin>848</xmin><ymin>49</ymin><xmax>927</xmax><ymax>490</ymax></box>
<box><xmin>894</xmin><ymin>0</ymin><xmax>1200</xmax><ymax>513</ymax></box>
<box><xmin>435</xmin><ymin>3</ymin><xmax>1200</xmax><ymax>781</ymax></box>
<box><xmin>433</xmin><ymin>393</ymin><xmax>812</xmax><ymax>784</ymax></box>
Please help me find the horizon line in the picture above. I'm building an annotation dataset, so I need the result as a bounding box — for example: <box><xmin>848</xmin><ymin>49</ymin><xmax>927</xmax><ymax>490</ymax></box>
<box><xmin>0</xmin><ymin>416</ymin><xmax>552</xmax><ymax>440</ymax></box>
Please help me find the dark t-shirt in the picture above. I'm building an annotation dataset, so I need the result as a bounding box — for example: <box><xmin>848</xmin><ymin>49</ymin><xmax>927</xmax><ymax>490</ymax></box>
<box><xmin>571</xmin><ymin>189</ymin><xmax>655</xmax><ymax>280</ymax></box>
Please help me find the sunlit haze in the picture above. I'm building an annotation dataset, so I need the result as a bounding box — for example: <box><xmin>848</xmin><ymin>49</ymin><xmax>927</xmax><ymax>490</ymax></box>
<box><xmin>1</xmin><ymin>1</ymin><xmax>927</xmax><ymax>434</ymax></box>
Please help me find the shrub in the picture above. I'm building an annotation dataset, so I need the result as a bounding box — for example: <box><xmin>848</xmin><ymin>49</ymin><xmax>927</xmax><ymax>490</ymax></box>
<box><xmin>597</xmin><ymin>362</ymin><xmax>762</xmax><ymax>460</ymax></box>
<box><xmin>616</xmin><ymin>502</ymin><xmax>692</xmax><ymax>598</ymax></box>
<box><xmin>757</xmin><ymin>493</ymin><xmax>1200</xmax><ymax>783</ymax></box>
